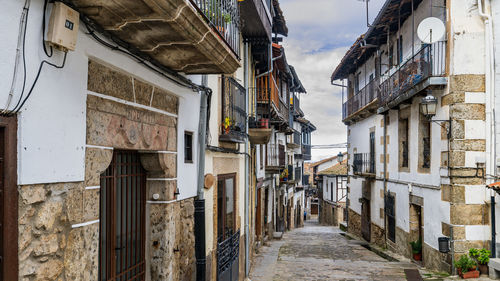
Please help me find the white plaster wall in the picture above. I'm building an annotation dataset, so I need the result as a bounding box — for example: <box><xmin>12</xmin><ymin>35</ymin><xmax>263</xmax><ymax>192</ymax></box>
<box><xmin>2</xmin><ymin>0</ymin><xmax>201</xmax><ymax>196</ymax></box>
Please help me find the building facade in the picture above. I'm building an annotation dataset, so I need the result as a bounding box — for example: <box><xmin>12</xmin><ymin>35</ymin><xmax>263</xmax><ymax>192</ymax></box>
<box><xmin>318</xmin><ymin>159</ymin><xmax>348</xmax><ymax>227</ymax></box>
<box><xmin>332</xmin><ymin>0</ymin><xmax>492</xmax><ymax>273</ymax></box>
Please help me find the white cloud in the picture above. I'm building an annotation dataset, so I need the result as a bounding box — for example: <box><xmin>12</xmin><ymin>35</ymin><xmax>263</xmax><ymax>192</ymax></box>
<box><xmin>279</xmin><ymin>0</ymin><xmax>386</xmax><ymax>161</ymax></box>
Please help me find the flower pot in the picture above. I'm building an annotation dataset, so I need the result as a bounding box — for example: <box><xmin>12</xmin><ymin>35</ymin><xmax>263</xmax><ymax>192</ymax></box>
<box><xmin>478</xmin><ymin>264</ymin><xmax>488</xmax><ymax>275</ymax></box>
<box><xmin>259</xmin><ymin>118</ymin><xmax>269</xmax><ymax>129</ymax></box>
<box><xmin>459</xmin><ymin>269</ymin><xmax>479</xmax><ymax>279</ymax></box>
<box><xmin>413</xmin><ymin>252</ymin><xmax>422</xmax><ymax>261</ymax></box>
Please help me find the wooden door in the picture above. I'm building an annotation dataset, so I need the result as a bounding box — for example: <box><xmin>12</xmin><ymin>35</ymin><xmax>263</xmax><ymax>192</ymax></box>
<box><xmin>256</xmin><ymin>188</ymin><xmax>262</xmax><ymax>238</ymax></box>
<box><xmin>0</xmin><ymin>117</ymin><xmax>17</xmax><ymax>281</ymax></box>
<box><xmin>361</xmin><ymin>200</ymin><xmax>371</xmax><ymax>242</ymax></box>
<box><xmin>99</xmin><ymin>151</ymin><xmax>147</xmax><ymax>281</ymax></box>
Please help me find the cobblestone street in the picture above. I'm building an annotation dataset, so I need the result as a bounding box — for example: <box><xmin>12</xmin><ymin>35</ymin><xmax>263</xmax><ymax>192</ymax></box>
<box><xmin>249</xmin><ymin>219</ymin><xmax>420</xmax><ymax>281</ymax></box>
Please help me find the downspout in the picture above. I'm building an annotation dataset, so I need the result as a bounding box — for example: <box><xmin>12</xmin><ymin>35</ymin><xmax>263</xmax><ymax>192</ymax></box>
<box><xmin>195</xmin><ymin>75</ymin><xmax>210</xmax><ymax>281</ymax></box>
<box><xmin>478</xmin><ymin>0</ymin><xmax>496</xmax><ymax>256</ymax></box>
<box><xmin>244</xmin><ymin>42</ymin><xmax>251</xmax><ymax>277</ymax></box>
<box><xmin>383</xmin><ymin>113</ymin><xmax>388</xmax><ymax>247</ymax></box>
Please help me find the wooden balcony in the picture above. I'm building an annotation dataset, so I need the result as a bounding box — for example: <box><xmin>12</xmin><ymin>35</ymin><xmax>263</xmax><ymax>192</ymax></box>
<box><xmin>70</xmin><ymin>0</ymin><xmax>241</xmax><ymax>74</ymax></box>
<box><xmin>256</xmin><ymin>74</ymin><xmax>289</xmax><ymax>128</ymax></box>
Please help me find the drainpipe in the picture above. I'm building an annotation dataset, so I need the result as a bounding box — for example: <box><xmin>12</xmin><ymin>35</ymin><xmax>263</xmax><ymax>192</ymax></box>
<box><xmin>195</xmin><ymin>75</ymin><xmax>210</xmax><ymax>281</ymax></box>
<box><xmin>383</xmin><ymin>113</ymin><xmax>388</xmax><ymax>247</ymax></box>
<box><xmin>244</xmin><ymin>42</ymin><xmax>251</xmax><ymax>277</ymax></box>
<box><xmin>256</xmin><ymin>43</ymin><xmax>283</xmax><ymax>80</ymax></box>
<box><xmin>478</xmin><ymin>0</ymin><xmax>496</xmax><ymax>256</ymax></box>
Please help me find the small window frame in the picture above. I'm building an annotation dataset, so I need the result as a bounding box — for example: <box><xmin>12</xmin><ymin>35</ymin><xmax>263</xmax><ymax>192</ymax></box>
<box><xmin>184</xmin><ymin>131</ymin><xmax>194</xmax><ymax>164</ymax></box>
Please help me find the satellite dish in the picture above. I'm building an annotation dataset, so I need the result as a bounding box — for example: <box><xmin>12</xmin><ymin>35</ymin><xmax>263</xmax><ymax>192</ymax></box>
<box><xmin>417</xmin><ymin>17</ymin><xmax>445</xmax><ymax>44</ymax></box>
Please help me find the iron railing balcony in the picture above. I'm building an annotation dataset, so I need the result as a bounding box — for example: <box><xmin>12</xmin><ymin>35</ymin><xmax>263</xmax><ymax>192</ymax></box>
<box><xmin>220</xmin><ymin>77</ymin><xmax>247</xmax><ymax>143</ymax></box>
<box><xmin>353</xmin><ymin>153</ymin><xmax>375</xmax><ymax>176</ymax></box>
<box><xmin>266</xmin><ymin>143</ymin><xmax>286</xmax><ymax>172</ymax></box>
<box><xmin>190</xmin><ymin>0</ymin><xmax>241</xmax><ymax>58</ymax></box>
<box><xmin>302</xmin><ymin>144</ymin><xmax>312</xmax><ymax>161</ymax></box>
<box><xmin>342</xmin><ymin>78</ymin><xmax>378</xmax><ymax>121</ymax></box>
<box><xmin>378</xmin><ymin>42</ymin><xmax>447</xmax><ymax>111</ymax></box>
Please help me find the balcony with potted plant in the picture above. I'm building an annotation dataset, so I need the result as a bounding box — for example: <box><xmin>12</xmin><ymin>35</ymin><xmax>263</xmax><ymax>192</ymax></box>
<box><xmin>219</xmin><ymin>76</ymin><xmax>247</xmax><ymax>143</ymax></box>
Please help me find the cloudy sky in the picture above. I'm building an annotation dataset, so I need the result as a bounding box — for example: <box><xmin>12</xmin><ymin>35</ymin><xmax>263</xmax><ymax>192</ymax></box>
<box><xmin>280</xmin><ymin>0</ymin><xmax>385</xmax><ymax>161</ymax></box>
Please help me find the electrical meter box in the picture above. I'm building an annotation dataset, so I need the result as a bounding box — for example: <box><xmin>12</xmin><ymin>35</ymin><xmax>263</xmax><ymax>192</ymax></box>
<box><xmin>46</xmin><ymin>2</ymin><xmax>79</xmax><ymax>51</ymax></box>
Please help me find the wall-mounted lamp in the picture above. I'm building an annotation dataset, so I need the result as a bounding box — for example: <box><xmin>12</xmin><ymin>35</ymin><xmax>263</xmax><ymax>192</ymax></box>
<box><xmin>174</xmin><ymin>187</ymin><xmax>180</xmax><ymax>197</ymax></box>
<box><xmin>420</xmin><ymin>93</ymin><xmax>451</xmax><ymax>139</ymax></box>
<box><xmin>337</xmin><ymin>152</ymin><xmax>344</xmax><ymax>163</ymax></box>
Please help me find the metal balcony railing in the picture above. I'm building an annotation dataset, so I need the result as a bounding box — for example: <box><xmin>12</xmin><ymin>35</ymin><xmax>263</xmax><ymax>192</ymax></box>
<box><xmin>302</xmin><ymin>144</ymin><xmax>311</xmax><ymax>161</ymax></box>
<box><xmin>266</xmin><ymin>144</ymin><xmax>285</xmax><ymax>167</ymax></box>
<box><xmin>353</xmin><ymin>153</ymin><xmax>375</xmax><ymax>175</ymax></box>
<box><xmin>220</xmin><ymin>76</ymin><xmax>247</xmax><ymax>143</ymax></box>
<box><xmin>293</xmin><ymin>131</ymin><xmax>301</xmax><ymax>145</ymax></box>
<box><xmin>189</xmin><ymin>0</ymin><xmax>241</xmax><ymax>57</ymax></box>
<box><xmin>287</xmin><ymin>165</ymin><xmax>294</xmax><ymax>181</ymax></box>
<box><xmin>378</xmin><ymin>42</ymin><xmax>446</xmax><ymax>107</ymax></box>
<box><xmin>342</xmin><ymin>78</ymin><xmax>378</xmax><ymax>120</ymax></box>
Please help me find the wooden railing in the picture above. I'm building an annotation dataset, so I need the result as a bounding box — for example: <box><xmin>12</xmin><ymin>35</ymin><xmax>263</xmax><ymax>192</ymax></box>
<box><xmin>257</xmin><ymin>74</ymin><xmax>280</xmax><ymax>112</ymax></box>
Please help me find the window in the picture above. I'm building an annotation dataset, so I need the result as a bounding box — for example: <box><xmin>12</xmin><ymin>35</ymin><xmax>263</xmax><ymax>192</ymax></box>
<box><xmin>399</xmin><ymin>107</ymin><xmax>410</xmax><ymax>171</ymax></box>
<box><xmin>99</xmin><ymin>150</ymin><xmax>147</xmax><ymax>281</ymax></box>
<box><xmin>397</xmin><ymin>35</ymin><xmax>403</xmax><ymax>64</ymax></box>
<box><xmin>184</xmin><ymin>131</ymin><xmax>193</xmax><ymax>163</ymax></box>
<box><xmin>389</xmin><ymin>45</ymin><xmax>394</xmax><ymax>67</ymax></box>
<box><xmin>354</xmin><ymin>73</ymin><xmax>360</xmax><ymax>94</ymax></box>
<box><xmin>330</xmin><ymin>182</ymin><xmax>334</xmax><ymax>202</ymax></box>
<box><xmin>419</xmin><ymin>114</ymin><xmax>431</xmax><ymax>171</ymax></box>
<box><xmin>217</xmin><ymin>174</ymin><xmax>237</xmax><ymax>240</ymax></box>
<box><xmin>260</xmin><ymin>145</ymin><xmax>263</xmax><ymax>169</ymax></box>
<box><xmin>220</xmin><ymin>76</ymin><xmax>246</xmax><ymax>143</ymax></box>
<box><xmin>400</xmin><ymin>119</ymin><xmax>409</xmax><ymax>168</ymax></box>
<box><xmin>369</xmin><ymin>131</ymin><xmax>375</xmax><ymax>174</ymax></box>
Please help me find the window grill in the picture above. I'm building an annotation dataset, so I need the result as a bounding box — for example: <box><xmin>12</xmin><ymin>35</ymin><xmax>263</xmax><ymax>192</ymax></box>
<box><xmin>99</xmin><ymin>150</ymin><xmax>146</xmax><ymax>281</ymax></box>
<box><xmin>353</xmin><ymin>153</ymin><xmax>375</xmax><ymax>175</ymax></box>
<box><xmin>220</xmin><ymin>76</ymin><xmax>247</xmax><ymax>143</ymax></box>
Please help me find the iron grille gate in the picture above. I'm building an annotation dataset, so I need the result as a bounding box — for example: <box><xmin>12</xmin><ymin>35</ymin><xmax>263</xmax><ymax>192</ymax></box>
<box><xmin>217</xmin><ymin>230</ymin><xmax>240</xmax><ymax>281</ymax></box>
<box><xmin>385</xmin><ymin>194</ymin><xmax>396</xmax><ymax>243</ymax></box>
<box><xmin>99</xmin><ymin>150</ymin><xmax>147</xmax><ymax>281</ymax></box>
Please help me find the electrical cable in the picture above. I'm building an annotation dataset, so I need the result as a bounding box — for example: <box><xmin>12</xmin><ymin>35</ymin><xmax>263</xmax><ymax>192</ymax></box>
<box><xmin>12</xmin><ymin>52</ymin><xmax>68</xmax><ymax>114</ymax></box>
<box><xmin>3</xmin><ymin>0</ymin><xmax>30</xmax><ymax>114</ymax></box>
<box><xmin>42</xmin><ymin>0</ymin><xmax>53</xmax><ymax>57</ymax></box>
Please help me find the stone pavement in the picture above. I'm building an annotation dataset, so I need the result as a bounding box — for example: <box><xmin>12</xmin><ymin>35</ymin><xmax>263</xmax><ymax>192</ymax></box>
<box><xmin>249</xmin><ymin>219</ymin><xmax>417</xmax><ymax>280</ymax></box>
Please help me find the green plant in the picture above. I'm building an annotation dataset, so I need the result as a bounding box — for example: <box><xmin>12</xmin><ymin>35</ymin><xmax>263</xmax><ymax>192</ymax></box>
<box><xmin>469</xmin><ymin>248</ymin><xmax>490</xmax><ymax>265</ymax></box>
<box><xmin>204</xmin><ymin>0</ymin><xmax>232</xmax><ymax>24</ymax></box>
<box><xmin>410</xmin><ymin>239</ymin><xmax>422</xmax><ymax>254</ymax></box>
<box><xmin>454</xmin><ymin>254</ymin><xmax>477</xmax><ymax>273</ymax></box>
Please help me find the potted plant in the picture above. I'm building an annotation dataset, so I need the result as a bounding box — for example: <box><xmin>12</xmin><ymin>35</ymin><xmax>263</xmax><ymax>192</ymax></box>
<box><xmin>469</xmin><ymin>248</ymin><xmax>490</xmax><ymax>275</ymax></box>
<box><xmin>410</xmin><ymin>239</ymin><xmax>422</xmax><ymax>261</ymax></box>
<box><xmin>280</xmin><ymin>169</ymin><xmax>288</xmax><ymax>182</ymax></box>
<box><xmin>222</xmin><ymin>117</ymin><xmax>232</xmax><ymax>134</ymax></box>
<box><xmin>454</xmin><ymin>254</ymin><xmax>479</xmax><ymax>279</ymax></box>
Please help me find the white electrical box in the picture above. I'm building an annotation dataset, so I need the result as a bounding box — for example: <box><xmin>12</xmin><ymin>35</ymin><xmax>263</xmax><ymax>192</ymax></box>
<box><xmin>46</xmin><ymin>2</ymin><xmax>79</xmax><ymax>51</ymax></box>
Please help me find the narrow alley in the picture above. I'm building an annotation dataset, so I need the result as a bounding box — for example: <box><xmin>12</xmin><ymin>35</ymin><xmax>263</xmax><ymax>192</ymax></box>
<box><xmin>250</xmin><ymin>218</ymin><xmax>463</xmax><ymax>281</ymax></box>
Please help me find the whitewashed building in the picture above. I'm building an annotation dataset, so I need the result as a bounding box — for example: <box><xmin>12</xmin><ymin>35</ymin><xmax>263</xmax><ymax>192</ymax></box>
<box><xmin>332</xmin><ymin>0</ymin><xmax>492</xmax><ymax>273</ymax></box>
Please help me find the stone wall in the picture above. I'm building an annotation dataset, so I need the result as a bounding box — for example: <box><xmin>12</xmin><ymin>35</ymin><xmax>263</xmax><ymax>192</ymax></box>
<box><xmin>348</xmin><ymin>209</ymin><xmax>362</xmax><ymax>238</ymax></box>
<box><xmin>423</xmin><ymin>242</ymin><xmax>451</xmax><ymax>273</ymax></box>
<box><xmin>370</xmin><ymin>223</ymin><xmax>385</xmax><ymax>248</ymax></box>
<box><xmin>387</xmin><ymin>226</ymin><xmax>411</xmax><ymax>259</ymax></box>
<box><xmin>444</xmin><ymin>74</ymin><xmax>489</xmax><ymax>260</ymax></box>
<box><xmin>319</xmin><ymin>200</ymin><xmax>335</xmax><ymax>226</ymax></box>
<box><xmin>17</xmin><ymin>60</ymin><xmax>196</xmax><ymax>281</ymax></box>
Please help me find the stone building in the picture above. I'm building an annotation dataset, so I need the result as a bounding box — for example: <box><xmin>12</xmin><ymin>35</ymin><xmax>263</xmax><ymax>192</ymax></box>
<box><xmin>331</xmin><ymin>0</ymin><xmax>492</xmax><ymax>273</ymax></box>
<box><xmin>318</xmin><ymin>158</ymin><xmax>347</xmax><ymax>227</ymax></box>
<box><xmin>0</xmin><ymin>0</ymin><xmax>237</xmax><ymax>280</ymax></box>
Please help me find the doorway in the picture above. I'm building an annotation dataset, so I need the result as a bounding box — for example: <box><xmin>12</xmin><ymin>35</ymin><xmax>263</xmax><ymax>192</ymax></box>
<box><xmin>256</xmin><ymin>188</ymin><xmax>262</xmax><ymax>239</ymax></box>
<box><xmin>361</xmin><ymin>199</ymin><xmax>371</xmax><ymax>242</ymax></box>
<box><xmin>0</xmin><ymin>117</ymin><xmax>17</xmax><ymax>281</ymax></box>
<box><xmin>99</xmin><ymin>150</ymin><xmax>147</xmax><ymax>281</ymax></box>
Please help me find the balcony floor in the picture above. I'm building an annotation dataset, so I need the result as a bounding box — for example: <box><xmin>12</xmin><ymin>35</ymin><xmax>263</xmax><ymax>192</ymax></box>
<box><xmin>71</xmin><ymin>0</ymin><xmax>240</xmax><ymax>74</ymax></box>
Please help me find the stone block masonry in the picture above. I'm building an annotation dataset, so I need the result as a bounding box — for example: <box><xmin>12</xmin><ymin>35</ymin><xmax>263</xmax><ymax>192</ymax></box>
<box><xmin>17</xmin><ymin>60</ymin><xmax>196</xmax><ymax>280</ymax></box>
